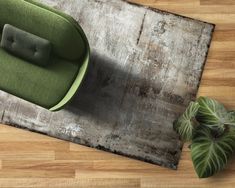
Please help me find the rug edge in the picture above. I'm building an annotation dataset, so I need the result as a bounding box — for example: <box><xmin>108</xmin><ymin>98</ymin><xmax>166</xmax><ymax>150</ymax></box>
<box><xmin>122</xmin><ymin>0</ymin><xmax>216</xmax><ymax>27</ymax></box>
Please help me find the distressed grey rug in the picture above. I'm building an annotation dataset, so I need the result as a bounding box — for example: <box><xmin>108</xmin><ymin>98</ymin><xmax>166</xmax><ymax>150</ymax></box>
<box><xmin>0</xmin><ymin>0</ymin><xmax>214</xmax><ymax>169</ymax></box>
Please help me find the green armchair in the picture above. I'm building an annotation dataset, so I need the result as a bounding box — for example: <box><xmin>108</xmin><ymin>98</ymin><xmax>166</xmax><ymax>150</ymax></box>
<box><xmin>0</xmin><ymin>0</ymin><xmax>90</xmax><ymax>111</ymax></box>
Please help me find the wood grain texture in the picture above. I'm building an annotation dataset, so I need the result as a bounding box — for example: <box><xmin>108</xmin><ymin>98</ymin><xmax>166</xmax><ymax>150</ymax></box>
<box><xmin>1</xmin><ymin>125</ymin><xmax>235</xmax><ymax>188</ymax></box>
<box><xmin>0</xmin><ymin>0</ymin><xmax>214</xmax><ymax>170</ymax></box>
<box><xmin>0</xmin><ymin>0</ymin><xmax>234</xmax><ymax>187</ymax></box>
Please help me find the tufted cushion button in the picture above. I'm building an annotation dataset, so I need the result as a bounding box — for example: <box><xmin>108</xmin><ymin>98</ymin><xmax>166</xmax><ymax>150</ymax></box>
<box><xmin>30</xmin><ymin>46</ymin><xmax>38</xmax><ymax>55</ymax></box>
<box><xmin>7</xmin><ymin>36</ymin><xmax>14</xmax><ymax>43</ymax></box>
<box><xmin>11</xmin><ymin>41</ymin><xmax>16</xmax><ymax>48</ymax></box>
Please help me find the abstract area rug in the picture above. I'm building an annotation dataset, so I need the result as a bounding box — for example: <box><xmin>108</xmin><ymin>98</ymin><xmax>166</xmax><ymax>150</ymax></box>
<box><xmin>0</xmin><ymin>0</ymin><xmax>214</xmax><ymax>169</ymax></box>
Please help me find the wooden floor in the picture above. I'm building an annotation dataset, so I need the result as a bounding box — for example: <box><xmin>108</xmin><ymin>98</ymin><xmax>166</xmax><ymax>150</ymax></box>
<box><xmin>0</xmin><ymin>0</ymin><xmax>235</xmax><ymax>187</ymax></box>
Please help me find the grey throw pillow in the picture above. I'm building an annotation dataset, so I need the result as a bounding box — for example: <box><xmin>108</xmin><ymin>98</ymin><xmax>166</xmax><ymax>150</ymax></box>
<box><xmin>0</xmin><ymin>24</ymin><xmax>51</xmax><ymax>66</ymax></box>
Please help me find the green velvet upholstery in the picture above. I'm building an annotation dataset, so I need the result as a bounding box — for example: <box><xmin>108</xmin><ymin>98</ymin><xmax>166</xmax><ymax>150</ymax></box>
<box><xmin>1</xmin><ymin>24</ymin><xmax>52</xmax><ymax>67</ymax></box>
<box><xmin>0</xmin><ymin>0</ymin><xmax>90</xmax><ymax>111</ymax></box>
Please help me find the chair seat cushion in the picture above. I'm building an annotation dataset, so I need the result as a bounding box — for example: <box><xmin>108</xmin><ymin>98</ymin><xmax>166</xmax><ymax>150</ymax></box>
<box><xmin>0</xmin><ymin>48</ymin><xmax>78</xmax><ymax>108</ymax></box>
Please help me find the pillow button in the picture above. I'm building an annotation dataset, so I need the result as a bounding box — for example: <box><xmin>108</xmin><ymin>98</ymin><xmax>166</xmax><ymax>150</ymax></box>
<box><xmin>8</xmin><ymin>37</ymin><xmax>15</xmax><ymax>48</ymax></box>
<box><xmin>7</xmin><ymin>36</ymin><xmax>14</xmax><ymax>43</ymax></box>
<box><xmin>30</xmin><ymin>46</ymin><xmax>37</xmax><ymax>55</ymax></box>
<box><xmin>11</xmin><ymin>41</ymin><xmax>16</xmax><ymax>48</ymax></box>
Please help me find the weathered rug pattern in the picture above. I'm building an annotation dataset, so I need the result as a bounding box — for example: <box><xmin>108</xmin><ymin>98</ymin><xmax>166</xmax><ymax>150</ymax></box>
<box><xmin>0</xmin><ymin>0</ymin><xmax>214</xmax><ymax>169</ymax></box>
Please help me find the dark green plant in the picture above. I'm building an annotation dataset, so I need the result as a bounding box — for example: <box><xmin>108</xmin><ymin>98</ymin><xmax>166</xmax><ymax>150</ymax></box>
<box><xmin>174</xmin><ymin>96</ymin><xmax>235</xmax><ymax>178</ymax></box>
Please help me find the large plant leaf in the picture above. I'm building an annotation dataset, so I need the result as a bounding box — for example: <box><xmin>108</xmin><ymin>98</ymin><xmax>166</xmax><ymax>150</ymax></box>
<box><xmin>191</xmin><ymin>126</ymin><xmax>235</xmax><ymax>178</ymax></box>
<box><xmin>173</xmin><ymin>102</ymin><xmax>200</xmax><ymax>141</ymax></box>
<box><xmin>227</xmin><ymin>111</ymin><xmax>235</xmax><ymax>125</ymax></box>
<box><xmin>196</xmin><ymin>97</ymin><xmax>234</xmax><ymax>131</ymax></box>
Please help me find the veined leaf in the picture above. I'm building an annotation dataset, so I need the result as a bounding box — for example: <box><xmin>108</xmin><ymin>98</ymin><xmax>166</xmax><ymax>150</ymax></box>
<box><xmin>196</xmin><ymin>97</ymin><xmax>234</xmax><ymax>131</ymax></box>
<box><xmin>227</xmin><ymin>111</ymin><xmax>235</xmax><ymax>125</ymax></box>
<box><xmin>191</xmin><ymin>126</ymin><xmax>235</xmax><ymax>178</ymax></box>
<box><xmin>173</xmin><ymin>101</ymin><xmax>200</xmax><ymax>141</ymax></box>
